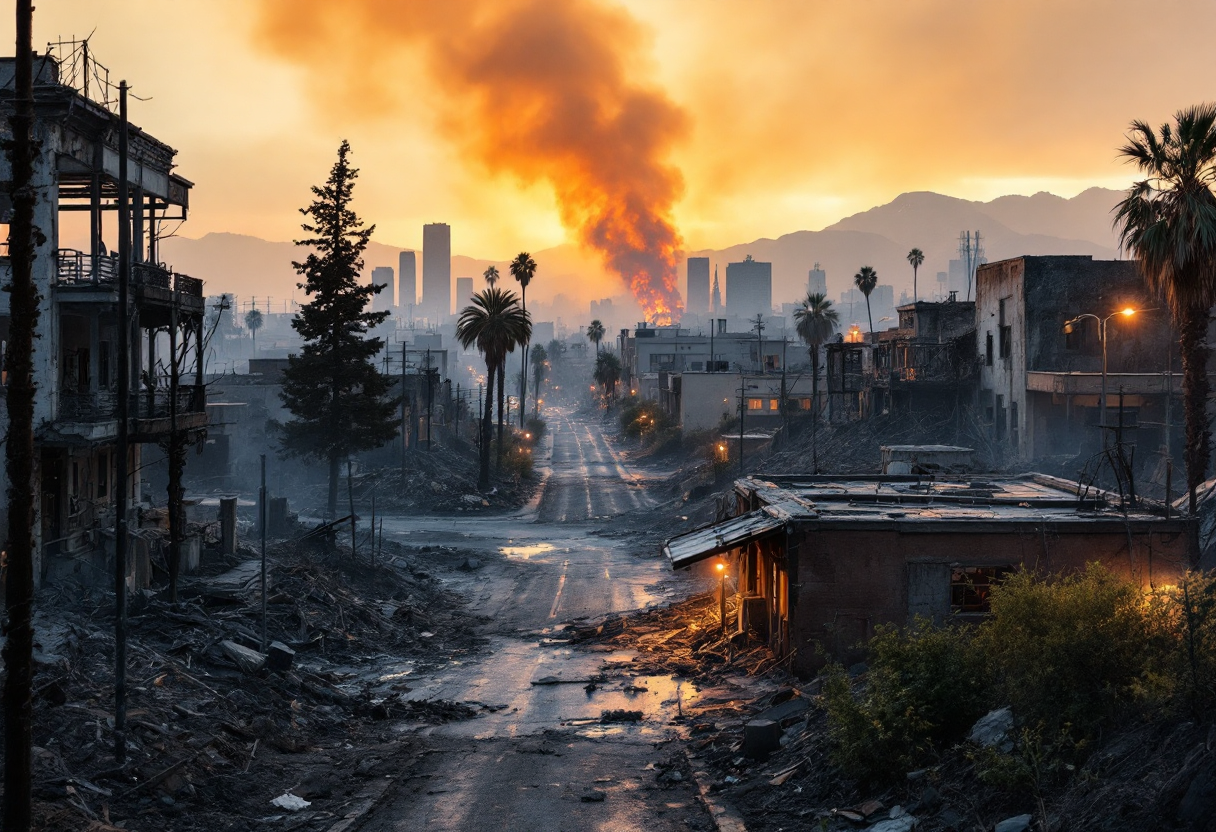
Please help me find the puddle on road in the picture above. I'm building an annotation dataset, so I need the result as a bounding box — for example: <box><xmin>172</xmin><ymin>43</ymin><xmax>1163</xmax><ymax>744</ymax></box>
<box><xmin>499</xmin><ymin>542</ymin><xmax>556</xmax><ymax>560</ymax></box>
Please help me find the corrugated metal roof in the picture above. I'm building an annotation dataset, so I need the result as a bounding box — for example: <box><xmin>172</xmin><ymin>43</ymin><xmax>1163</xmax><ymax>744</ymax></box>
<box><xmin>663</xmin><ymin>510</ymin><xmax>785</xmax><ymax>569</ymax></box>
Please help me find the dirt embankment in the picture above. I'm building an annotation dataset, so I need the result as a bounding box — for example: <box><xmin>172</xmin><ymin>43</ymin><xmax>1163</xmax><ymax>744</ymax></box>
<box><xmin>575</xmin><ymin>593</ymin><xmax>1216</xmax><ymax>832</ymax></box>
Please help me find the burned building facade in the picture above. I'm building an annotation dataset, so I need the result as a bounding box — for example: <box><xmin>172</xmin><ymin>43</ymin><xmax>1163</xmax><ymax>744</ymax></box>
<box><xmin>666</xmin><ymin>474</ymin><xmax>1190</xmax><ymax>676</ymax></box>
<box><xmin>976</xmin><ymin>255</ymin><xmax>1179</xmax><ymax>462</ymax></box>
<box><xmin>0</xmin><ymin>47</ymin><xmax>206</xmax><ymax>583</ymax></box>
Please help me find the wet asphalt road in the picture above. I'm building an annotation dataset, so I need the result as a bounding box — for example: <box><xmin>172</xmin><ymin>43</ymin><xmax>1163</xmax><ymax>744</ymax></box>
<box><xmin>360</xmin><ymin>408</ymin><xmax>714</xmax><ymax>832</ymax></box>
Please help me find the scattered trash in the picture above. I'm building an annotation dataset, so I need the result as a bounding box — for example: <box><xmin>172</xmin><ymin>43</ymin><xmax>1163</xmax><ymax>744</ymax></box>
<box><xmin>600</xmin><ymin>709</ymin><xmax>644</xmax><ymax>723</ymax></box>
<box><xmin>270</xmin><ymin>793</ymin><xmax>311</xmax><ymax>812</ymax></box>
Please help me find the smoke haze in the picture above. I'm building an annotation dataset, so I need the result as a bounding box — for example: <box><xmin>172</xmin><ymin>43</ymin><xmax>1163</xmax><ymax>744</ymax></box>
<box><xmin>255</xmin><ymin>0</ymin><xmax>688</xmax><ymax>323</ymax></box>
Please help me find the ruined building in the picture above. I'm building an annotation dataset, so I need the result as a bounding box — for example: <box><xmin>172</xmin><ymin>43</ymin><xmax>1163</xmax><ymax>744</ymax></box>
<box><xmin>0</xmin><ymin>46</ymin><xmax>205</xmax><ymax>583</ymax></box>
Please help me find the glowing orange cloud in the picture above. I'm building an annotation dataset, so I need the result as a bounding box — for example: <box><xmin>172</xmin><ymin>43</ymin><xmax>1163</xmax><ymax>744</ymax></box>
<box><xmin>255</xmin><ymin>0</ymin><xmax>687</xmax><ymax>323</ymax></box>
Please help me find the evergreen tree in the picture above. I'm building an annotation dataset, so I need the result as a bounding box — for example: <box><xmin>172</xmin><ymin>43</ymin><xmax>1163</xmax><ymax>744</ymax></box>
<box><xmin>278</xmin><ymin>141</ymin><xmax>398</xmax><ymax>517</ymax></box>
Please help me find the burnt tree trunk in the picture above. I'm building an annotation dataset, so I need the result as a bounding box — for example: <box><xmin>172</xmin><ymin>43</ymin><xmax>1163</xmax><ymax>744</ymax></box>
<box><xmin>496</xmin><ymin>355</ymin><xmax>506</xmax><ymax>472</ymax></box>
<box><xmin>4</xmin><ymin>1</ymin><xmax>38</xmax><ymax>827</ymax></box>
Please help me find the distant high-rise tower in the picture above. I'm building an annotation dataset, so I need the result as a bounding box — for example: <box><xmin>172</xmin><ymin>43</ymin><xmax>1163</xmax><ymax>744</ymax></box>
<box><xmin>808</xmin><ymin>262</ymin><xmax>827</xmax><ymax>297</ymax></box>
<box><xmin>398</xmin><ymin>251</ymin><xmax>417</xmax><ymax>311</ymax></box>
<box><xmin>422</xmin><ymin>223</ymin><xmax>451</xmax><ymax>321</ymax></box>
<box><xmin>370</xmin><ymin>266</ymin><xmax>394</xmax><ymax>313</ymax></box>
<box><xmin>686</xmin><ymin>257</ymin><xmax>710</xmax><ymax>315</ymax></box>
<box><xmin>711</xmin><ymin>266</ymin><xmax>722</xmax><ymax>315</ymax></box>
<box><xmin>725</xmin><ymin>255</ymin><xmax>772</xmax><ymax>321</ymax></box>
<box><xmin>455</xmin><ymin>277</ymin><xmax>474</xmax><ymax>309</ymax></box>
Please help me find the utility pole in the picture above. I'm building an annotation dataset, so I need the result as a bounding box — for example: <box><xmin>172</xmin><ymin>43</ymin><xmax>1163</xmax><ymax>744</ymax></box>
<box><xmin>114</xmin><ymin>79</ymin><xmax>131</xmax><ymax>765</ymax></box>
<box><xmin>4</xmin><ymin>1</ymin><xmax>38</xmax><ymax>824</ymax></box>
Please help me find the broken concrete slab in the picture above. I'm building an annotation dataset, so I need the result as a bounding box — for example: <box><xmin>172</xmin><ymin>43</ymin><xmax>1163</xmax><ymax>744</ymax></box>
<box><xmin>266</xmin><ymin>641</ymin><xmax>295</xmax><ymax>673</ymax></box>
<box><xmin>756</xmin><ymin>695</ymin><xmax>809</xmax><ymax>725</ymax></box>
<box><xmin>220</xmin><ymin>640</ymin><xmax>266</xmax><ymax>674</ymax></box>
<box><xmin>969</xmin><ymin>707</ymin><xmax>1014</xmax><ymax>752</ymax></box>
<box><xmin>994</xmin><ymin>815</ymin><xmax>1032</xmax><ymax>832</ymax></box>
<box><xmin>742</xmin><ymin>719</ymin><xmax>782</xmax><ymax>758</ymax></box>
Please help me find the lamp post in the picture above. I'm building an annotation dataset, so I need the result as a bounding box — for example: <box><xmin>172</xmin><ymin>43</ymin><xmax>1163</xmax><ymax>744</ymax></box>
<box><xmin>716</xmin><ymin>561</ymin><xmax>728</xmax><ymax>636</ymax></box>
<box><xmin>1063</xmin><ymin>307</ymin><xmax>1137</xmax><ymax>442</ymax></box>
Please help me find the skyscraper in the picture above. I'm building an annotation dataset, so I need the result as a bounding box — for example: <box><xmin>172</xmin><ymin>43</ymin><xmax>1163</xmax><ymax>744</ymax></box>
<box><xmin>455</xmin><ymin>277</ymin><xmax>474</xmax><ymax>310</ymax></box>
<box><xmin>370</xmin><ymin>266</ymin><xmax>394</xmax><ymax>313</ymax></box>
<box><xmin>725</xmin><ymin>255</ymin><xmax>772</xmax><ymax>321</ymax></box>
<box><xmin>686</xmin><ymin>257</ymin><xmax>710</xmax><ymax>315</ymax></box>
<box><xmin>808</xmin><ymin>262</ymin><xmax>827</xmax><ymax>297</ymax></box>
<box><xmin>398</xmin><ymin>250</ymin><xmax>417</xmax><ymax>312</ymax></box>
<box><xmin>422</xmin><ymin>223</ymin><xmax>451</xmax><ymax>322</ymax></box>
<box><xmin>711</xmin><ymin>266</ymin><xmax>722</xmax><ymax>315</ymax></box>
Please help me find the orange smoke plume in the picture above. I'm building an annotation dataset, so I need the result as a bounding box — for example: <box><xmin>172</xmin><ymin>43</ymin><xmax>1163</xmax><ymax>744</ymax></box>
<box><xmin>255</xmin><ymin>0</ymin><xmax>687</xmax><ymax>324</ymax></box>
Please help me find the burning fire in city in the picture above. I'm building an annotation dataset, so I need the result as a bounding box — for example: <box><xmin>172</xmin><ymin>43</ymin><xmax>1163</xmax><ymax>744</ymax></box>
<box><xmin>257</xmin><ymin>0</ymin><xmax>688</xmax><ymax>321</ymax></box>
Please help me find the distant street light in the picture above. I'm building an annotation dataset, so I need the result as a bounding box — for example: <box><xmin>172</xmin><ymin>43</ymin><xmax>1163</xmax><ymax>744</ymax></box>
<box><xmin>1062</xmin><ymin>307</ymin><xmax>1141</xmax><ymax>440</ymax></box>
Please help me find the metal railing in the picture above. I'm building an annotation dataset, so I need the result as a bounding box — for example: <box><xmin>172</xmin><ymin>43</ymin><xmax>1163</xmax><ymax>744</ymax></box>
<box><xmin>57</xmin><ymin>385</ymin><xmax>205</xmax><ymax>424</ymax></box>
<box><xmin>58</xmin><ymin>390</ymin><xmax>119</xmax><ymax>423</ymax></box>
<box><xmin>135</xmin><ymin>385</ymin><xmax>206</xmax><ymax>420</ymax></box>
<box><xmin>55</xmin><ymin>249</ymin><xmax>203</xmax><ymax>298</ymax></box>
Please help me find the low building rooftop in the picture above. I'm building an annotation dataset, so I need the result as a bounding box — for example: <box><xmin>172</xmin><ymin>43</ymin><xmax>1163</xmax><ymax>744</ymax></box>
<box><xmin>737</xmin><ymin>473</ymin><xmax>1172</xmax><ymax>524</ymax></box>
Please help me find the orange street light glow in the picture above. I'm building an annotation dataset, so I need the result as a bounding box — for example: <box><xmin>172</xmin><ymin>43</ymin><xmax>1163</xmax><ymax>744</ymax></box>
<box><xmin>1121</xmin><ymin>307</ymin><xmax>1136</xmax><ymax>317</ymax></box>
<box><xmin>715</xmin><ymin>562</ymin><xmax>725</xmax><ymax>572</ymax></box>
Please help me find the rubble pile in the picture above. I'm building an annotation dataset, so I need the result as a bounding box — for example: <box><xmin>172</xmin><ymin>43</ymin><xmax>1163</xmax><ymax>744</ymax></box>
<box><xmin>21</xmin><ymin>539</ymin><xmax>486</xmax><ymax>831</ymax></box>
<box><xmin>566</xmin><ymin>592</ymin><xmax>789</xmax><ymax>684</ymax></box>
<box><xmin>352</xmin><ymin>442</ymin><xmax>540</xmax><ymax>514</ymax></box>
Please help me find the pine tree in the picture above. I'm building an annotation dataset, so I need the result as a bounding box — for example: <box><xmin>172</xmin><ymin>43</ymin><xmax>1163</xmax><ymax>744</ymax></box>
<box><xmin>277</xmin><ymin>141</ymin><xmax>398</xmax><ymax>517</ymax></box>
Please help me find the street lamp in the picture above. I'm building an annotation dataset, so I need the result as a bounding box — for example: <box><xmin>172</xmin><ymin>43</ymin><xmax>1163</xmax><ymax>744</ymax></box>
<box><xmin>1062</xmin><ymin>307</ymin><xmax>1139</xmax><ymax>439</ymax></box>
<box><xmin>716</xmin><ymin>561</ymin><xmax>728</xmax><ymax>636</ymax></box>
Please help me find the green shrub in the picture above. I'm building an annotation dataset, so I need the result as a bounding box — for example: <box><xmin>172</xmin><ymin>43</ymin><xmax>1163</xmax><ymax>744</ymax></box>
<box><xmin>823</xmin><ymin>618</ymin><xmax>988</xmax><ymax>783</ymax></box>
<box><xmin>975</xmin><ymin>564</ymin><xmax>1171</xmax><ymax>735</ymax></box>
<box><xmin>523</xmin><ymin>417</ymin><xmax>547</xmax><ymax>445</ymax></box>
<box><xmin>1163</xmin><ymin>572</ymin><xmax>1216</xmax><ymax>715</ymax></box>
<box><xmin>493</xmin><ymin>440</ymin><xmax>534</xmax><ymax>480</ymax></box>
<box><xmin>619</xmin><ymin>399</ymin><xmax>672</xmax><ymax>439</ymax></box>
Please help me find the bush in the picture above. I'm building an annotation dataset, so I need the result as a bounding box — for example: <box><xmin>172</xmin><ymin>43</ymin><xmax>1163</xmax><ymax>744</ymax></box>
<box><xmin>1164</xmin><ymin>571</ymin><xmax>1216</xmax><ymax>715</ymax></box>
<box><xmin>619</xmin><ymin>399</ymin><xmax>672</xmax><ymax>439</ymax></box>
<box><xmin>823</xmin><ymin>618</ymin><xmax>988</xmax><ymax>783</ymax></box>
<box><xmin>493</xmin><ymin>439</ymin><xmax>534</xmax><ymax>480</ymax></box>
<box><xmin>523</xmin><ymin>417</ymin><xmax>547</xmax><ymax>446</ymax></box>
<box><xmin>975</xmin><ymin>564</ymin><xmax>1171</xmax><ymax>735</ymax></box>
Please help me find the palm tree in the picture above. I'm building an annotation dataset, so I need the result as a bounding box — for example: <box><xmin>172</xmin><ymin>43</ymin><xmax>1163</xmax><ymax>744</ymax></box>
<box><xmin>594</xmin><ymin>352</ymin><xmax>622</xmax><ymax>407</ymax></box>
<box><xmin>907</xmin><ymin>248</ymin><xmax>925</xmax><ymax>302</ymax></box>
<box><xmin>793</xmin><ymin>292</ymin><xmax>840</xmax><ymax>423</ymax></box>
<box><xmin>587</xmin><ymin>319</ymin><xmax>606</xmax><ymax>355</ymax></box>
<box><xmin>530</xmin><ymin>343</ymin><xmax>548</xmax><ymax>419</ymax></box>
<box><xmin>483</xmin><ymin>264</ymin><xmax>499</xmax><ymax>287</ymax></box>
<box><xmin>1115</xmin><ymin>104</ymin><xmax>1216</xmax><ymax>520</ymax></box>
<box><xmin>456</xmin><ymin>287</ymin><xmax>531</xmax><ymax>488</ymax></box>
<box><xmin>510</xmin><ymin>252</ymin><xmax>538</xmax><ymax>427</ymax></box>
<box><xmin>245</xmin><ymin>306</ymin><xmax>263</xmax><ymax>352</ymax></box>
<box><xmin>854</xmin><ymin>266</ymin><xmax>878</xmax><ymax>335</ymax></box>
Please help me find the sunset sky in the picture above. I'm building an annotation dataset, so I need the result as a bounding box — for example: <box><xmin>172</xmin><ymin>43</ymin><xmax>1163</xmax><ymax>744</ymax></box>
<box><xmin>7</xmin><ymin>1</ymin><xmax>1216</xmax><ymax>270</ymax></box>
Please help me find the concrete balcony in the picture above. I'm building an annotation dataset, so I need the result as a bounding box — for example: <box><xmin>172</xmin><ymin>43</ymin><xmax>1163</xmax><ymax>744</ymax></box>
<box><xmin>1026</xmin><ymin>371</ymin><xmax>1183</xmax><ymax>397</ymax></box>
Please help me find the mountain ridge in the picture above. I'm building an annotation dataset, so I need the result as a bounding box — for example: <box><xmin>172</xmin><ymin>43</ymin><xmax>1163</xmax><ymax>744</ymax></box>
<box><xmin>160</xmin><ymin>187</ymin><xmax>1128</xmax><ymax>316</ymax></box>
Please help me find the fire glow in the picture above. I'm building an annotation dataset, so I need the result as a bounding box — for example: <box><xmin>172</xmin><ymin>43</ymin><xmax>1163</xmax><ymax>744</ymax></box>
<box><xmin>256</xmin><ymin>0</ymin><xmax>688</xmax><ymax>324</ymax></box>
